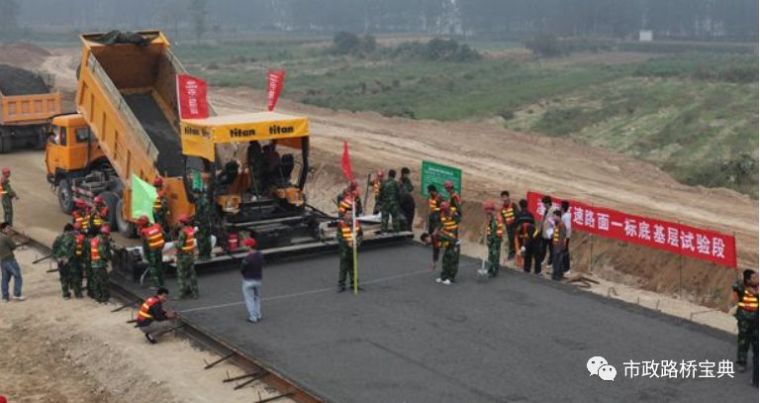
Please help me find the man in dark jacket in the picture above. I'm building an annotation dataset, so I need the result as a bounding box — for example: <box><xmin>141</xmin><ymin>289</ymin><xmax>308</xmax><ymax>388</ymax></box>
<box><xmin>399</xmin><ymin>167</ymin><xmax>415</xmax><ymax>230</ymax></box>
<box><xmin>241</xmin><ymin>238</ymin><xmax>264</xmax><ymax>323</ymax></box>
<box><xmin>136</xmin><ymin>287</ymin><xmax>177</xmax><ymax>344</ymax></box>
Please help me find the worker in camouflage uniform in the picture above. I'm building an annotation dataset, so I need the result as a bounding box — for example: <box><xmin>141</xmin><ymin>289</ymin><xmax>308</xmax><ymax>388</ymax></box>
<box><xmin>379</xmin><ymin>169</ymin><xmax>406</xmax><ymax>232</ymax></box>
<box><xmin>371</xmin><ymin>171</ymin><xmax>384</xmax><ymax>214</ymax></box>
<box><xmin>500</xmin><ymin>191</ymin><xmax>519</xmax><ymax>260</ymax></box>
<box><xmin>337</xmin><ymin>211</ymin><xmax>362</xmax><ymax>293</ymax></box>
<box><xmin>70</xmin><ymin>222</ymin><xmax>87</xmax><ymax>298</ymax></box>
<box><xmin>399</xmin><ymin>167</ymin><xmax>415</xmax><ymax>231</ymax></box>
<box><xmin>153</xmin><ymin>177</ymin><xmax>170</xmax><ymax>234</ymax></box>
<box><xmin>195</xmin><ymin>186</ymin><xmax>213</xmax><ymax>260</ymax></box>
<box><xmin>52</xmin><ymin>224</ymin><xmax>77</xmax><ymax>299</ymax></box>
<box><xmin>91</xmin><ymin>195</ymin><xmax>109</xmax><ymax>234</ymax></box>
<box><xmin>138</xmin><ymin>215</ymin><xmax>166</xmax><ymax>287</ymax></box>
<box><xmin>483</xmin><ymin>201</ymin><xmax>504</xmax><ymax>278</ymax></box>
<box><xmin>443</xmin><ymin>180</ymin><xmax>462</xmax><ymax>218</ymax></box>
<box><xmin>175</xmin><ymin>214</ymin><xmax>199</xmax><ymax>299</ymax></box>
<box><xmin>0</xmin><ymin>168</ymin><xmax>19</xmax><ymax>226</ymax></box>
<box><xmin>435</xmin><ymin>201</ymin><xmax>460</xmax><ymax>285</ymax></box>
<box><xmin>733</xmin><ymin>269</ymin><xmax>758</xmax><ymax>384</ymax></box>
<box><xmin>89</xmin><ymin>225</ymin><xmax>112</xmax><ymax>303</ymax></box>
<box><xmin>336</xmin><ymin>180</ymin><xmax>362</xmax><ymax>216</ymax></box>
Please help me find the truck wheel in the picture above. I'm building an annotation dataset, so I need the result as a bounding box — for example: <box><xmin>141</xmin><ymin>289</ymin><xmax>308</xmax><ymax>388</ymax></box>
<box><xmin>99</xmin><ymin>191</ymin><xmax>119</xmax><ymax>229</ymax></box>
<box><xmin>35</xmin><ymin>130</ymin><xmax>47</xmax><ymax>150</ymax></box>
<box><xmin>115</xmin><ymin>197</ymin><xmax>136</xmax><ymax>238</ymax></box>
<box><xmin>57</xmin><ymin>179</ymin><xmax>74</xmax><ymax>213</ymax></box>
<box><xmin>0</xmin><ymin>134</ymin><xmax>12</xmax><ymax>154</ymax></box>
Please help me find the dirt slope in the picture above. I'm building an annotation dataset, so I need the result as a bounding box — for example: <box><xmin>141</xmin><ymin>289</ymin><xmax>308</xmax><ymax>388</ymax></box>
<box><xmin>210</xmin><ymin>87</ymin><xmax>757</xmax><ymax>265</ymax></box>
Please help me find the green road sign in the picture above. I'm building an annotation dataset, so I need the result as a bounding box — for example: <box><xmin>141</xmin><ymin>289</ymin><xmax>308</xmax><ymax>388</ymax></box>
<box><xmin>420</xmin><ymin>160</ymin><xmax>462</xmax><ymax>199</ymax></box>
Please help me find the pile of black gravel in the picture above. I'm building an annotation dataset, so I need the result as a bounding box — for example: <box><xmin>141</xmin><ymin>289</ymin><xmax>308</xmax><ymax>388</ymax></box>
<box><xmin>0</xmin><ymin>64</ymin><xmax>49</xmax><ymax>95</ymax></box>
<box><xmin>123</xmin><ymin>92</ymin><xmax>185</xmax><ymax>177</ymax></box>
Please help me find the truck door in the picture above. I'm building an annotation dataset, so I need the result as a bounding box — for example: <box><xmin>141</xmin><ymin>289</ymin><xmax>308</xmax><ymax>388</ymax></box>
<box><xmin>45</xmin><ymin>124</ymin><xmax>67</xmax><ymax>175</ymax></box>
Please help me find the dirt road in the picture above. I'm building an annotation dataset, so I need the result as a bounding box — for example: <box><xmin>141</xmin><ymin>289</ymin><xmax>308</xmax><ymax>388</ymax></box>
<box><xmin>0</xmin><ymin>245</ymin><xmax>290</xmax><ymax>403</ymax></box>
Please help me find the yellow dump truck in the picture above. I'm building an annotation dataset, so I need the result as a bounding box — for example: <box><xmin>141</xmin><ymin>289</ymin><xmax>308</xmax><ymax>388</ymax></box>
<box><xmin>45</xmin><ymin>31</ymin><xmax>318</xmax><ymax>247</ymax></box>
<box><xmin>0</xmin><ymin>64</ymin><xmax>62</xmax><ymax>153</ymax></box>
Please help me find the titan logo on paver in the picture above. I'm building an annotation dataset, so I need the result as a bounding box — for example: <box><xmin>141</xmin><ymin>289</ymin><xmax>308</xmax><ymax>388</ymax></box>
<box><xmin>587</xmin><ymin>355</ymin><xmax>737</xmax><ymax>381</ymax></box>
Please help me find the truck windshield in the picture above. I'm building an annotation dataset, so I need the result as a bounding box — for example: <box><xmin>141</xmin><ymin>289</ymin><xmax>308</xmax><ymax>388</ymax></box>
<box><xmin>75</xmin><ymin>127</ymin><xmax>91</xmax><ymax>143</ymax></box>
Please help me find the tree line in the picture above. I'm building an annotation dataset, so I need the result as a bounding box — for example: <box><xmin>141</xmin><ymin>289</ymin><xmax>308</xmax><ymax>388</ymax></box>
<box><xmin>4</xmin><ymin>0</ymin><xmax>758</xmax><ymax>41</ymax></box>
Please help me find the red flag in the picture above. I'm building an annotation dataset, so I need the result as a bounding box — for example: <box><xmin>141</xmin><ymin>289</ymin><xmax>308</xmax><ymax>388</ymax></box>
<box><xmin>176</xmin><ymin>74</ymin><xmax>209</xmax><ymax>119</ymax></box>
<box><xmin>341</xmin><ymin>141</ymin><xmax>354</xmax><ymax>181</ymax></box>
<box><xmin>267</xmin><ymin>69</ymin><xmax>286</xmax><ymax>111</ymax></box>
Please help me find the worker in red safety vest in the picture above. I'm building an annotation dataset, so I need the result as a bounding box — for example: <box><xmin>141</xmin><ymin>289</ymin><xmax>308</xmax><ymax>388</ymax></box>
<box><xmin>136</xmin><ymin>287</ymin><xmax>177</xmax><ymax>344</ymax></box>
<box><xmin>89</xmin><ymin>225</ymin><xmax>112</xmax><ymax>303</ymax></box>
<box><xmin>91</xmin><ymin>195</ymin><xmax>109</xmax><ymax>233</ymax></box>
<box><xmin>500</xmin><ymin>190</ymin><xmax>519</xmax><ymax>261</ymax></box>
<box><xmin>175</xmin><ymin>214</ymin><xmax>199</xmax><ymax>299</ymax></box>
<box><xmin>0</xmin><ymin>167</ymin><xmax>19</xmax><ymax>226</ymax></box>
<box><xmin>138</xmin><ymin>215</ymin><xmax>166</xmax><ymax>287</ymax></box>
<box><xmin>153</xmin><ymin>177</ymin><xmax>170</xmax><ymax>234</ymax></box>
<box><xmin>732</xmin><ymin>269</ymin><xmax>758</xmax><ymax>383</ymax></box>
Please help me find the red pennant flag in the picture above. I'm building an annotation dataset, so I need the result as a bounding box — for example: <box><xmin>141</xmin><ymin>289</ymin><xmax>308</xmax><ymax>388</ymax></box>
<box><xmin>267</xmin><ymin>69</ymin><xmax>286</xmax><ymax>111</ymax></box>
<box><xmin>341</xmin><ymin>141</ymin><xmax>354</xmax><ymax>181</ymax></box>
<box><xmin>176</xmin><ymin>74</ymin><xmax>209</xmax><ymax>119</ymax></box>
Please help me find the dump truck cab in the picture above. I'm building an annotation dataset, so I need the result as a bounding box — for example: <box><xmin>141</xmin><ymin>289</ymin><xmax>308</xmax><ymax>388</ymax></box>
<box><xmin>45</xmin><ymin>113</ymin><xmax>110</xmax><ymax>212</ymax></box>
<box><xmin>46</xmin><ymin>113</ymin><xmax>104</xmax><ymax>175</ymax></box>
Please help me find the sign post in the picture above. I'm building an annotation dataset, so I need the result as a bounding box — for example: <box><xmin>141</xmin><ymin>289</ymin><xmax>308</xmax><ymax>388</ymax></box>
<box><xmin>420</xmin><ymin>160</ymin><xmax>462</xmax><ymax>199</ymax></box>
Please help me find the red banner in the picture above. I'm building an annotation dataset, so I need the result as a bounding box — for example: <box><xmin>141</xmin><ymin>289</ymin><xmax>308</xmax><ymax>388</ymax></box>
<box><xmin>341</xmin><ymin>141</ymin><xmax>354</xmax><ymax>181</ymax></box>
<box><xmin>267</xmin><ymin>69</ymin><xmax>286</xmax><ymax>111</ymax></box>
<box><xmin>527</xmin><ymin>192</ymin><xmax>737</xmax><ymax>268</ymax></box>
<box><xmin>176</xmin><ymin>74</ymin><xmax>209</xmax><ymax>120</ymax></box>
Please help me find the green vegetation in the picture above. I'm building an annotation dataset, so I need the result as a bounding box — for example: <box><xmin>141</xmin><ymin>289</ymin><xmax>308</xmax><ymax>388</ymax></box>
<box><xmin>175</xmin><ymin>38</ymin><xmax>758</xmax><ymax>197</ymax></box>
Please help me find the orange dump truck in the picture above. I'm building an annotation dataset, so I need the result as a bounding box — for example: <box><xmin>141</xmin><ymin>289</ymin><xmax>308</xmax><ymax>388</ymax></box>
<box><xmin>45</xmin><ymin>31</ymin><xmax>321</xmax><ymax>247</ymax></box>
<box><xmin>0</xmin><ymin>65</ymin><xmax>62</xmax><ymax>153</ymax></box>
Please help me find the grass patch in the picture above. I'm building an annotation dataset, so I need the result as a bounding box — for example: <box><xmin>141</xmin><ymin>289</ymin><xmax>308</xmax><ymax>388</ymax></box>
<box><xmin>176</xmin><ymin>39</ymin><xmax>758</xmax><ymax>197</ymax></box>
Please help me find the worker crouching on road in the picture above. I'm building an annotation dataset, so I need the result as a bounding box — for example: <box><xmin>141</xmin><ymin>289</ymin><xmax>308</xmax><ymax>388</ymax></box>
<box><xmin>89</xmin><ymin>225</ymin><xmax>112</xmax><ymax>303</ymax></box>
<box><xmin>483</xmin><ymin>201</ymin><xmax>504</xmax><ymax>278</ymax></box>
<box><xmin>337</xmin><ymin>211</ymin><xmax>362</xmax><ymax>293</ymax></box>
<box><xmin>138</xmin><ymin>215</ymin><xmax>166</xmax><ymax>288</ymax></box>
<box><xmin>136</xmin><ymin>287</ymin><xmax>178</xmax><ymax>344</ymax></box>
<box><xmin>0</xmin><ymin>168</ymin><xmax>19</xmax><ymax>226</ymax></box>
<box><xmin>435</xmin><ymin>201</ymin><xmax>460</xmax><ymax>285</ymax></box>
<box><xmin>175</xmin><ymin>214</ymin><xmax>199</xmax><ymax>299</ymax></box>
<box><xmin>732</xmin><ymin>269</ymin><xmax>758</xmax><ymax>385</ymax></box>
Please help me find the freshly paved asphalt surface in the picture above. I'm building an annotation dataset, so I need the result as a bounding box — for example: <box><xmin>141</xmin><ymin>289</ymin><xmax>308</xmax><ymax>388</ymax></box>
<box><xmin>114</xmin><ymin>243</ymin><xmax>757</xmax><ymax>403</ymax></box>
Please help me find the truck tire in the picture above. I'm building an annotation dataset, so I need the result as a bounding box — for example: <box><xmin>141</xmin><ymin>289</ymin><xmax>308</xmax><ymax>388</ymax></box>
<box><xmin>57</xmin><ymin>178</ymin><xmax>74</xmax><ymax>213</ymax></box>
<box><xmin>115</xmin><ymin>197</ymin><xmax>136</xmax><ymax>238</ymax></box>
<box><xmin>35</xmin><ymin>129</ymin><xmax>47</xmax><ymax>150</ymax></box>
<box><xmin>99</xmin><ymin>191</ymin><xmax>119</xmax><ymax>229</ymax></box>
<box><xmin>0</xmin><ymin>134</ymin><xmax>12</xmax><ymax>154</ymax></box>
